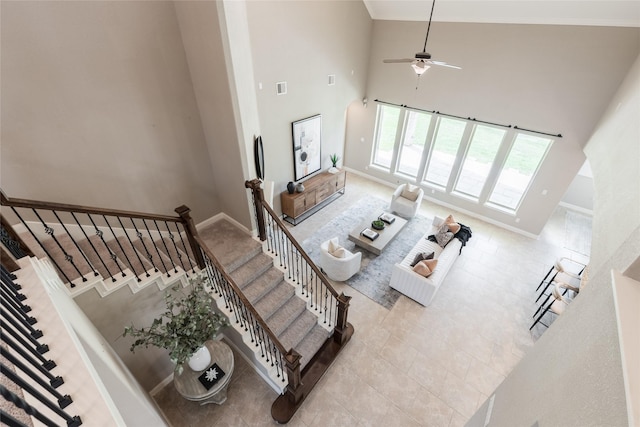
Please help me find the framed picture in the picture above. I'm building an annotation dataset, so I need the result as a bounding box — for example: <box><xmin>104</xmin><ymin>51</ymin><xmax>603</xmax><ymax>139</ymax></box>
<box><xmin>292</xmin><ymin>114</ymin><xmax>322</xmax><ymax>181</ymax></box>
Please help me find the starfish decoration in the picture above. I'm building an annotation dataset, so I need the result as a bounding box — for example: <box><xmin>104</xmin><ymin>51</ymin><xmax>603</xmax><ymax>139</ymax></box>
<box><xmin>205</xmin><ymin>367</ymin><xmax>219</xmax><ymax>382</ymax></box>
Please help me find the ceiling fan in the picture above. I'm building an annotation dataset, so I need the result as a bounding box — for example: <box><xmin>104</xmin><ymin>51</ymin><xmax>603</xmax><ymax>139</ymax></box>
<box><xmin>383</xmin><ymin>0</ymin><xmax>461</xmax><ymax>76</ymax></box>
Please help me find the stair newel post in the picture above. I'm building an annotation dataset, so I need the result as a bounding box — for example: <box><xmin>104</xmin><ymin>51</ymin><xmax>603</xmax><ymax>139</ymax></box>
<box><xmin>334</xmin><ymin>292</ymin><xmax>352</xmax><ymax>345</ymax></box>
<box><xmin>283</xmin><ymin>349</ymin><xmax>303</xmax><ymax>405</ymax></box>
<box><xmin>244</xmin><ymin>179</ymin><xmax>267</xmax><ymax>241</ymax></box>
<box><xmin>174</xmin><ymin>205</ymin><xmax>205</xmax><ymax>270</ymax></box>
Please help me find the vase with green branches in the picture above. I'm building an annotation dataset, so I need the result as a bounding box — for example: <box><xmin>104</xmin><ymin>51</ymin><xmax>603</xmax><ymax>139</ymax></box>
<box><xmin>123</xmin><ymin>273</ymin><xmax>229</xmax><ymax>371</ymax></box>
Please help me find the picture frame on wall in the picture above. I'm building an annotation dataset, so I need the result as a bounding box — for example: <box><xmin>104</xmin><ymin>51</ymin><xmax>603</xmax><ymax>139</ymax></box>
<box><xmin>292</xmin><ymin>114</ymin><xmax>322</xmax><ymax>181</ymax></box>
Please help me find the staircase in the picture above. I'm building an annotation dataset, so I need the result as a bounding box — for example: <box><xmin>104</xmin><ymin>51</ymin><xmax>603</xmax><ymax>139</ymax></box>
<box><xmin>1</xmin><ymin>186</ymin><xmax>354</xmax><ymax>424</ymax></box>
<box><xmin>200</xmin><ymin>219</ymin><xmax>330</xmax><ymax>373</ymax></box>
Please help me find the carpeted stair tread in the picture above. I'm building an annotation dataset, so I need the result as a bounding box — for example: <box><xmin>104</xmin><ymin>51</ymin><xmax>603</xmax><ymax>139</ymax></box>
<box><xmin>229</xmin><ymin>253</ymin><xmax>273</xmax><ymax>289</ymax></box>
<box><xmin>242</xmin><ymin>267</ymin><xmax>285</xmax><ymax>304</ymax></box>
<box><xmin>113</xmin><ymin>236</ymin><xmax>154</xmax><ymax>279</ymax></box>
<box><xmin>254</xmin><ymin>281</ymin><xmax>296</xmax><ymax>320</ymax></box>
<box><xmin>155</xmin><ymin>236</ymin><xmax>195</xmax><ymax>272</ymax></box>
<box><xmin>19</xmin><ymin>232</ymin><xmax>93</xmax><ymax>284</ymax></box>
<box><xmin>278</xmin><ymin>310</ymin><xmax>319</xmax><ymax>351</ymax></box>
<box><xmin>266</xmin><ymin>296</ymin><xmax>307</xmax><ymax>337</ymax></box>
<box><xmin>132</xmin><ymin>237</ymin><xmax>173</xmax><ymax>274</ymax></box>
<box><xmin>296</xmin><ymin>324</ymin><xmax>331</xmax><ymax>370</ymax></box>
<box><xmin>199</xmin><ymin>219</ymin><xmax>262</xmax><ymax>271</ymax></box>
<box><xmin>78</xmin><ymin>235</ymin><xmax>129</xmax><ymax>281</ymax></box>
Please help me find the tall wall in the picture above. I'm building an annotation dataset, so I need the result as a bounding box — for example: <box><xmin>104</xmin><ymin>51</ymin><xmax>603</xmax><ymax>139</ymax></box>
<box><xmin>0</xmin><ymin>1</ymin><xmax>220</xmax><ymax>223</ymax></box>
<box><xmin>468</xmin><ymin>53</ymin><xmax>640</xmax><ymax>427</ymax></box>
<box><xmin>242</xmin><ymin>0</ymin><xmax>372</xmax><ymax>212</ymax></box>
<box><xmin>345</xmin><ymin>21</ymin><xmax>639</xmax><ymax>235</ymax></box>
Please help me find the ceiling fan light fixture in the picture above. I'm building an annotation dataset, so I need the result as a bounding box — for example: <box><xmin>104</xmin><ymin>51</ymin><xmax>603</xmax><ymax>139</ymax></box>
<box><xmin>411</xmin><ymin>61</ymin><xmax>430</xmax><ymax>75</ymax></box>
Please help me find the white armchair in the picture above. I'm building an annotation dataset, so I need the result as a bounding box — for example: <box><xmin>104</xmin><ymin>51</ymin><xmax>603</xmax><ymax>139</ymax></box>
<box><xmin>390</xmin><ymin>183</ymin><xmax>424</xmax><ymax>219</ymax></box>
<box><xmin>319</xmin><ymin>237</ymin><xmax>361</xmax><ymax>282</ymax></box>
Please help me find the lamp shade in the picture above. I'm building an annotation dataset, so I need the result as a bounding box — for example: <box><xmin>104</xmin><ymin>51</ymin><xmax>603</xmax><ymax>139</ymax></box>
<box><xmin>411</xmin><ymin>61</ymin><xmax>430</xmax><ymax>75</ymax></box>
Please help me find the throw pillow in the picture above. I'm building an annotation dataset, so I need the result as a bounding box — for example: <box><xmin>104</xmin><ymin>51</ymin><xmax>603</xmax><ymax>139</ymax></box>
<box><xmin>327</xmin><ymin>238</ymin><xmax>345</xmax><ymax>258</ymax></box>
<box><xmin>444</xmin><ymin>214</ymin><xmax>461</xmax><ymax>234</ymax></box>
<box><xmin>401</xmin><ymin>183</ymin><xmax>420</xmax><ymax>202</ymax></box>
<box><xmin>435</xmin><ymin>223</ymin><xmax>455</xmax><ymax>248</ymax></box>
<box><xmin>410</xmin><ymin>251</ymin><xmax>435</xmax><ymax>267</ymax></box>
<box><xmin>331</xmin><ymin>247</ymin><xmax>346</xmax><ymax>258</ymax></box>
<box><xmin>413</xmin><ymin>259</ymin><xmax>438</xmax><ymax>277</ymax></box>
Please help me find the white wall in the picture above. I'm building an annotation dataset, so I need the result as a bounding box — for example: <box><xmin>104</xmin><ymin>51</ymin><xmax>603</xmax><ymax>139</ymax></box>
<box><xmin>0</xmin><ymin>1</ymin><xmax>220</xmax><ymax>224</ymax></box>
<box><xmin>242</xmin><ymin>0</ymin><xmax>372</xmax><ymax>213</ymax></box>
<box><xmin>345</xmin><ymin>21</ymin><xmax>639</xmax><ymax>235</ymax></box>
<box><xmin>468</xmin><ymin>53</ymin><xmax>640</xmax><ymax>427</ymax></box>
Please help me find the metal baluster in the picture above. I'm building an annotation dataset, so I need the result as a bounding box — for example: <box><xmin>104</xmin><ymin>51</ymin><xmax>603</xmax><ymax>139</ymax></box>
<box><xmin>87</xmin><ymin>214</ymin><xmax>125</xmax><ymax>280</ymax></box>
<box><xmin>174</xmin><ymin>222</ymin><xmax>195</xmax><ymax>273</ymax></box>
<box><xmin>1</xmin><ymin>284</ymin><xmax>32</xmax><ymax>316</ymax></box>
<box><xmin>1</xmin><ymin>266</ymin><xmax>21</xmax><ymax>291</ymax></box>
<box><xmin>165</xmin><ymin>221</ymin><xmax>187</xmax><ymax>273</ymax></box>
<box><xmin>103</xmin><ymin>215</ymin><xmax>140</xmax><ymax>282</ymax></box>
<box><xmin>2</xmin><ymin>299</ymin><xmax>36</xmax><ymax>326</ymax></box>
<box><xmin>69</xmin><ymin>212</ymin><xmax>99</xmax><ymax>277</ymax></box>
<box><xmin>2</xmin><ymin>308</ymin><xmax>42</xmax><ymax>339</ymax></box>
<box><xmin>116</xmin><ymin>217</ymin><xmax>149</xmax><ymax>278</ymax></box>
<box><xmin>1</xmin><ymin>348</ymin><xmax>71</xmax><ymax>407</ymax></box>
<box><xmin>32</xmin><ymin>209</ymin><xmax>85</xmax><ymax>285</ymax></box>
<box><xmin>0</xmin><ymin>385</ymin><xmax>59</xmax><ymax>427</ymax></box>
<box><xmin>154</xmin><ymin>220</ymin><xmax>177</xmax><ymax>273</ymax></box>
<box><xmin>0</xmin><ymin>365</ymin><xmax>82</xmax><ymax>427</ymax></box>
<box><xmin>143</xmin><ymin>219</ymin><xmax>169</xmax><ymax>276</ymax></box>
<box><xmin>1</xmin><ymin>334</ymin><xmax>60</xmax><ymax>384</ymax></box>
<box><xmin>52</xmin><ymin>211</ymin><xmax>92</xmax><ymax>282</ymax></box>
<box><xmin>1</xmin><ymin>321</ymin><xmax>49</xmax><ymax>356</ymax></box>
<box><xmin>10</xmin><ymin>208</ymin><xmax>75</xmax><ymax>287</ymax></box>
<box><xmin>130</xmin><ymin>218</ymin><xmax>158</xmax><ymax>273</ymax></box>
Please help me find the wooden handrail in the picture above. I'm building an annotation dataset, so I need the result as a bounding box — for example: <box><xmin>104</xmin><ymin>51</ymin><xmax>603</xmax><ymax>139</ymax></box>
<box><xmin>1</xmin><ymin>190</ymin><xmax>182</xmax><ymax>223</ymax></box>
<box><xmin>260</xmin><ymin>200</ymin><xmax>340</xmax><ymax>300</ymax></box>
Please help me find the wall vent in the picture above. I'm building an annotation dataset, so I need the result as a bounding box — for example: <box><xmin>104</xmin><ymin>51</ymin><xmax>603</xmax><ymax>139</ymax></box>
<box><xmin>328</xmin><ymin>74</ymin><xmax>336</xmax><ymax>86</ymax></box>
<box><xmin>276</xmin><ymin>81</ymin><xmax>287</xmax><ymax>95</ymax></box>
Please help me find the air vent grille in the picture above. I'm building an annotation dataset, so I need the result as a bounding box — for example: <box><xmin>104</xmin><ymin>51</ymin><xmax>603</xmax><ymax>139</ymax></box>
<box><xmin>276</xmin><ymin>81</ymin><xmax>287</xmax><ymax>95</ymax></box>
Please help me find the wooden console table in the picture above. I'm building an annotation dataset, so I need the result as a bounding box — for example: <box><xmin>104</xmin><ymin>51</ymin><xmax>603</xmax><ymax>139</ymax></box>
<box><xmin>281</xmin><ymin>170</ymin><xmax>346</xmax><ymax>225</ymax></box>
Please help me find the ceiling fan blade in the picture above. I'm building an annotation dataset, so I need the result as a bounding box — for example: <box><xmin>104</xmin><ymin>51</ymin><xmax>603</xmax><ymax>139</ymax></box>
<box><xmin>383</xmin><ymin>59</ymin><xmax>414</xmax><ymax>63</ymax></box>
<box><xmin>428</xmin><ymin>60</ymin><xmax>461</xmax><ymax>70</ymax></box>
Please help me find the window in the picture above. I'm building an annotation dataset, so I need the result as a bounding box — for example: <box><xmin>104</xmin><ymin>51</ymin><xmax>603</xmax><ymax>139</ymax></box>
<box><xmin>369</xmin><ymin>102</ymin><xmax>555</xmax><ymax>213</ymax></box>
<box><xmin>488</xmin><ymin>134</ymin><xmax>552</xmax><ymax>210</ymax></box>
<box><xmin>396</xmin><ymin>111</ymin><xmax>431</xmax><ymax>177</ymax></box>
<box><xmin>372</xmin><ymin>105</ymin><xmax>401</xmax><ymax>170</ymax></box>
<box><xmin>423</xmin><ymin>117</ymin><xmax>466</xmax><ymax>187</ymax></box>
<box><xmin>454</xmin><ymin>125</ymin><xmax>506</xmax><ymax>198</ymax></box>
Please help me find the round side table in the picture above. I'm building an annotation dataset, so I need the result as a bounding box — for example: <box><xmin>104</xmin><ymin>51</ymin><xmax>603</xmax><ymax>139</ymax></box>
<box><xmin>173</xmin><ymin>339</ymin><xmax>234</xmax><ymax>405</ymax></box>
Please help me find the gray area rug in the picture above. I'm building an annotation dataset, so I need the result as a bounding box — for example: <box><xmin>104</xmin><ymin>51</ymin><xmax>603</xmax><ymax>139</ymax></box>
<box><xmin>301</xmin><ymin>197</ymin><xmax>432</xmax><ymax>310</ymax></box>
<box><xmin>564</xmin><ymin>210</ymin><xmax>592</xmax><ymax>256</ymax></box>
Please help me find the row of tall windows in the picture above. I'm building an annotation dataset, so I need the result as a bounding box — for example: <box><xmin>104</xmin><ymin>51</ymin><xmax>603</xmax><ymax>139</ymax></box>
<box><xmin>371</xmin><ymin>104</ymin><xmax>553</xmax><ymax>212</ymax></box>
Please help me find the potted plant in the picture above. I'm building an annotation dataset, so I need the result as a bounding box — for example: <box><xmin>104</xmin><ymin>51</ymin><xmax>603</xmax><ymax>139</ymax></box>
<box><xmin>328</xmin><ymin>153</ymin><xmax>340</xmax><ymax>173</ymax></box>
<box><xmin>123</xmin><ymin>273</ymin><xmax>229</xmax><ymax>372</ymax></box>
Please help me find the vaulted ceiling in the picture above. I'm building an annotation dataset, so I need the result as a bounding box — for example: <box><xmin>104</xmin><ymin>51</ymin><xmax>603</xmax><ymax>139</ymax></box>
<box><xmin>363</xmin><ymin>0</ymin><xmax>640</xmax><ymax>27</ymax></box>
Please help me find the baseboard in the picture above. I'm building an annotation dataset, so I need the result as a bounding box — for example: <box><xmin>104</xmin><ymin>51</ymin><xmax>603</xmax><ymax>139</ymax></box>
<box><xmin>196</xmin><ymin>212</ymin><xmax>253</xmax><ymax>237</ymax></box>
<box><xmin>559</xmin><ymin>201</ymin><xmax>593</xmax><ymax>216</ymax></box>
<box><xmin>149</xmin><ymin>373</ymin><xmax>175</xmax><ymax>397</ymax></box>
<box><xmin>344</xmin><ymin>167</ymin><xmax>539</xmax><ymax>239</ymax></box>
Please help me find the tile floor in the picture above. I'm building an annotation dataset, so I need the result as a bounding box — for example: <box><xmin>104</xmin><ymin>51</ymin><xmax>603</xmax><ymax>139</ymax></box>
<box><xmin>153</xmin><ymin>172</ymin><xmax>591</xmax><ymax>426</ymax></box>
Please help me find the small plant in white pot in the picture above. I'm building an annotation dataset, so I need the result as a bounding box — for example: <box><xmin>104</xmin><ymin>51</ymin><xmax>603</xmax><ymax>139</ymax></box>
<box><xmin>328</xmin><ymin>153</ymin><xmax>340</xmax><ymax>173</ymax></box>
<box><xmin>123</xmin><ymin>273</ymin><xmax>229</xmax><ymax>372</ymax></box>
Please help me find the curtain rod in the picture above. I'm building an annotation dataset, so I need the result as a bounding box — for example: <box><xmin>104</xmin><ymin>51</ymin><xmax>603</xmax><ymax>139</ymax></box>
<box><xmin>374</xmin><ymin>99</ymin><xmax>562</xmax><ymax>138</ymax></box>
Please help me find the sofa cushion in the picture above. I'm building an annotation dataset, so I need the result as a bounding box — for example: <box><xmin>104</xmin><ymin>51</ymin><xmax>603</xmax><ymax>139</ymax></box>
<box><xmin>410</xmin><ymin>251</ymin><xmax>435</xmax><ymax>267</ymax></box>
<box><xmin>401</xmin><ymin>183</ymin><xmax>420</xmax><ymax>201</ymax></box>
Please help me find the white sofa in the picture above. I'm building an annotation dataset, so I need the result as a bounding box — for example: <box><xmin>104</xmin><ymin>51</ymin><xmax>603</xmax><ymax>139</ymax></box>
<box><xmin>389</xmin><ymin>216</ymin><xmax>462</xmax><ymax>306</ymax></box>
